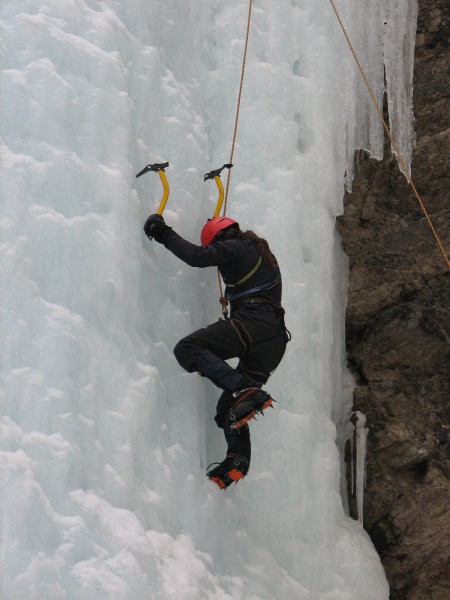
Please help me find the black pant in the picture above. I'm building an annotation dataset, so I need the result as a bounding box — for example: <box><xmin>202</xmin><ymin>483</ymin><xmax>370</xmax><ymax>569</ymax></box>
<box><xmin>174</xmin><ymin>301</ymin><xmax>288</xmax><ymax>464</ymax></box>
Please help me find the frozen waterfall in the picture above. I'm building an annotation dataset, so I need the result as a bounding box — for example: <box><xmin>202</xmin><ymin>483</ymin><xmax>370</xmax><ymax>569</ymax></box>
<box><xmin>1</xmin><ymin>1</ymin><xmax>417</xmax><ymax>598</ymax></box>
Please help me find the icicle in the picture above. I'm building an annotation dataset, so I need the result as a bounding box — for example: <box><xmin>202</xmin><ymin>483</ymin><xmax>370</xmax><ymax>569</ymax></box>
<box><xmin>382</xmin><ymin>0</ymin><xmax>418</xmax><ymax>175</ymax></box>
<box><xmin>350</xmin><ymin>433</ymin><xmax>355</xmax><ymax>497</ymax></box>
<box><xmin>354</xmin><ymin>411</ymin><xmax>369</xmax><ymax>524</ymax></box>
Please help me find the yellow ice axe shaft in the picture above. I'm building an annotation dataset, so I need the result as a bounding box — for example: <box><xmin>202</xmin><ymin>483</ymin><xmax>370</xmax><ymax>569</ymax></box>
<box><xmin>204</xmin><ymin>163</ymin><xmax>233</xmax><ymax>217</ymax></box>
<box><xmin>156</xmin><ymin>170</ymin><xmax>169</xmax><ymax>215</ymax></box>
<box><xmin>213</xmin><ymin>176</ymin><xmax>224</xmax><ymax>217</ymax></box>
<box><xmin>135</xmin><ymin>161</ymin><xmax>170</xmax><ymax>215</ymax></box>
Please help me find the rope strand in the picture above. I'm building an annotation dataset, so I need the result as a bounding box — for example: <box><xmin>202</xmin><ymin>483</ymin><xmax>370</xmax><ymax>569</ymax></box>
<box><xmin>327</xmin><ymin>0</ymin><xmax>449</xmax><ymax>269</ymax></box>
<box><xmin>218</xmin><ymin>0</ymin><xmax>254</xmax><ymax>315</ymax></box>
<box><xmin>223</xmin><ymin>0</ymin><xmax>254</xmax><ymax>216</ymax></box>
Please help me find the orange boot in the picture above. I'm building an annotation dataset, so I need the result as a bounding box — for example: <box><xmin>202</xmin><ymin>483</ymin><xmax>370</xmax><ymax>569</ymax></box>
<box><xmin>207</xmin><ymin>454</ymin><xmax>249</xmax><ymax>489</ymax></box>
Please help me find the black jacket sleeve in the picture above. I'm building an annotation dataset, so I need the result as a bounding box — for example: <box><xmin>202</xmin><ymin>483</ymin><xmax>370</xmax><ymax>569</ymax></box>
<box><xmin>157</xmin><ymin>227</ymin><xmax>243</xmax><ymax>268</ymax></box>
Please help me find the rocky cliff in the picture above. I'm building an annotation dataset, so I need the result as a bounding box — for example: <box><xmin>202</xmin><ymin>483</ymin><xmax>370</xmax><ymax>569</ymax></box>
<box><xmin>336</xmin><ymin>1</ymin><xmax>449</xmax><ymax>598</ymax></box>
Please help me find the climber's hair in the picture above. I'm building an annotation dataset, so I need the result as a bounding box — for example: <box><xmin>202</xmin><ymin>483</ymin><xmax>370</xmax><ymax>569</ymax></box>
<box><xmin>216</xmin><ymin>225</ymin><xmax>278</xmax><ymax>267</ymax></box>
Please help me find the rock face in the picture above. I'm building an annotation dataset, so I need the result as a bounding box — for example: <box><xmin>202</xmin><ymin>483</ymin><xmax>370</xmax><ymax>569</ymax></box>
<box><xmin>336</xmin><ymin>1</ymin><xmax>449</xmax><ymax>598</ymax></box>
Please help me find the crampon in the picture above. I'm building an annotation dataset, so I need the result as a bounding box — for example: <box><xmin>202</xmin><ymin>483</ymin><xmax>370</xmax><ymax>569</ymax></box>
<box><xmin>228</xmin><ymin>388</ymin><xmax>275</xmax><ymax>430</ymax></box>
<box><xmin>207</xmin><ymin>454</ymin><xmax>249</xmax><ymax>490</ymax></box>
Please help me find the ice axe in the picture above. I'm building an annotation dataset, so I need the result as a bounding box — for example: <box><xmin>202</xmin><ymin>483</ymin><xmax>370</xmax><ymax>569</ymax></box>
<box><xmin>136</xmin><ymin>161</ymin><xmax>170</xmax><ymax>215</ymax></box>
<box><xmin>204</xmin><ymin>163</ymin><xmax>233</xmax><ymax>217</ymax></box>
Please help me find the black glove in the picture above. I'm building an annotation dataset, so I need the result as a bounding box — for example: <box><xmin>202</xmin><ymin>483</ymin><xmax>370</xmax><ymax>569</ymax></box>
<box><xmin>143</xmin><ymin>214</ymin><xmax>169</xmax><ymax>242</ymax></box>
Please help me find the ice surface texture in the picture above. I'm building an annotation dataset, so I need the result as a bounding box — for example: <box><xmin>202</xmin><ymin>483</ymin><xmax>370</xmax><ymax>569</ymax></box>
<box><xmin>1</xmin><ymin>1</ymin><xmax>416</xmax><ymax>598</ymax></box>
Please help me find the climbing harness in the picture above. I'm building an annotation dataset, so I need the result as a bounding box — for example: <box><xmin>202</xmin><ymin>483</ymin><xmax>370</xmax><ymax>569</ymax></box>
<box><xmin>327</xmin><ymin>0</ymin><xmax>449</xmax><ymax>270</ymax></box>
<box><xmin>225</xmin><ymin>270</ymin><xmax>281</xmax><ymax>303</ymax></box>
<box><xmin>136</xmin><ymin>161</ymin><xmax>170</xmax><ymax>216</ymax></box>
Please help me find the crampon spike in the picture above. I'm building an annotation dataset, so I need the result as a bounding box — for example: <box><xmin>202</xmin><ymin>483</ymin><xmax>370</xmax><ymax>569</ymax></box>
<box><xmin>231</xmin><ymin>397</ymin><xmax>274</xmax><ymax>430</ymax></box>
<box><xmin>209</xmin><ymin>476</ymin><xmax>227</xmax><ymax>490</ymax></box>
<box><xmin>208</xmin><ymin>469</ymin><xmax>244</xmax><ymax>490</ymax></box>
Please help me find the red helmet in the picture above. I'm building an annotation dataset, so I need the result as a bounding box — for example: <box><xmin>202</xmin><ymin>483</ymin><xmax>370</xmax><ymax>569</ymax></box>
<box><xmin>201</xmin><ymin>216</ymin><xmax>238</xmax><ymax>246</ymax></box>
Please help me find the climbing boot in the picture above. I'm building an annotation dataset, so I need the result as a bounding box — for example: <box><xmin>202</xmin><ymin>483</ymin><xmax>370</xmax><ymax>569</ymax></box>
<box><xmin>228</xmin><ymin>387</ymin><xmax>274</xmax><ymax>430</ymax></box>
<box><xmin>207</xmin><ymin>454</ymin><xmax>249</xmax><ymax>489</ymax></box>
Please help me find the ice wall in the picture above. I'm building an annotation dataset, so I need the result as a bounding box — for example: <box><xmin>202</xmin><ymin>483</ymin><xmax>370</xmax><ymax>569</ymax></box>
<box><xmin>382</xmin><ymin>0</ymin><xmax>418</xmax><ymax>173</ymax></box>
<box><xmin>1</xmin><ymin>1</ymin><xmax>416</xmax><ymax>599</ymax></box>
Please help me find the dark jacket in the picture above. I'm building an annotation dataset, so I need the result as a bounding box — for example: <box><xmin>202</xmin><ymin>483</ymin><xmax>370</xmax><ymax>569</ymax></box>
<box><xmin>157</xmin><ymin>228</ymin><xmax>282</xmax><ymax>311</ymax></box>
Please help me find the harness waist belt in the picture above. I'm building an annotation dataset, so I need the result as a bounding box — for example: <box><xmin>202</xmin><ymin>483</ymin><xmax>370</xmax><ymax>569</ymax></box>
<box><xmin>225</xmin><ymin>271</ymin><xmax>281</xmax><ymax>302</ymax></box>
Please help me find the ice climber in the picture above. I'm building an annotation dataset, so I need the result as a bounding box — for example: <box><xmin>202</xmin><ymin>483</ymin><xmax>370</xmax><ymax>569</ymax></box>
<box><xmin>144</xmin><ymin>213</ymin><xmax>290</xmax><ymax>489</ymax></box>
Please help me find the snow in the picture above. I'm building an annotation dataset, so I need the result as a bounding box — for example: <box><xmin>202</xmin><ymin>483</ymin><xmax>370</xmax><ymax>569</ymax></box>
<box><xmin>1</xmin><ymin>1</ymin><xmax>417</xmax><ymax>598</ymax></box>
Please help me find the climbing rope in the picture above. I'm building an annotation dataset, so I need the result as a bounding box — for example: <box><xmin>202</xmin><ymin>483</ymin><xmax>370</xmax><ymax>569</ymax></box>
<box><xmin>217</xmin><ymin>0</ymin><xmax>254</xmax><ymax>317</ymax></box>
<box><xmin>223</xmin><ymin>0</ymin><xmax>254</xmax><ymax>216</ymax></box>
<box><xmin>327</xmin><ymin>0</ymin><xmax>449</xmax><ymax>269</ymax></box>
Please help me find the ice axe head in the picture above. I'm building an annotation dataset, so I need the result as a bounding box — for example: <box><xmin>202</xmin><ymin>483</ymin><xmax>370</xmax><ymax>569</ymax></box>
<box><xmin>136</xmin><ymin>162</ymin><xmax>169</xmax><ymax>178</ymax></box>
